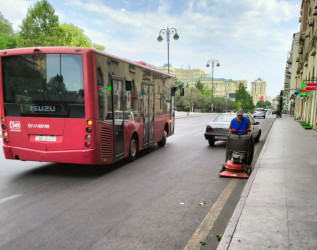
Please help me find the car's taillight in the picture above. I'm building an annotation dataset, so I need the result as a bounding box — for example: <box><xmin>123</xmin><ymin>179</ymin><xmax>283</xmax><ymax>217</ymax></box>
<box><xmin>247</xmin><ymin>128</ymin><xmax>251</xmax><ymax>132</ymax></box>
<box><xmin>206</xmin><ymin>125</ymin><xmax>213</xmax><ymax>132</ymax></box>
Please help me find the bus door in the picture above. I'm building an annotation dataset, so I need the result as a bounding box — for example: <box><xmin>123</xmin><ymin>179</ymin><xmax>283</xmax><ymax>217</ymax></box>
<box><xmin>141</xmin><ymin>83</ymin><xmax>154</xmax><ymax>147</ymax></box>
<box><xmin>113</xmin><ymin>78</ymin><xmax>125</xmax><ymax>159</ymax></box>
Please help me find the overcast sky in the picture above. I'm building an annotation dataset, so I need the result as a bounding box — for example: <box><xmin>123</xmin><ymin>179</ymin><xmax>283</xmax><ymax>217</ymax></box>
<box><xmin>1</xmin><ymin>0</ymin><xmax>301</xmax><ymax>97</ymax></box>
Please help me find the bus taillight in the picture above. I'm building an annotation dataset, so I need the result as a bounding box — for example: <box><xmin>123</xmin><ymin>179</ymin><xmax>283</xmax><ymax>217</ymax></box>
<box><xmin>1</xmin><ymin>117</ymin><xmax>9</xmax><ymax>144</ymax></box>
<box><xmin>85</xmin><ymin>120</ymin><xmax>93</xmax><ymax>147</ymax></box>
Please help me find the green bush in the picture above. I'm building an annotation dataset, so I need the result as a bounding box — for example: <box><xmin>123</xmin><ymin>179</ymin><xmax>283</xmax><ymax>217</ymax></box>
<box><xmin>184</xmin><ymin>106</ymin><xmax>190</xmax><ymax>112</ymax></box>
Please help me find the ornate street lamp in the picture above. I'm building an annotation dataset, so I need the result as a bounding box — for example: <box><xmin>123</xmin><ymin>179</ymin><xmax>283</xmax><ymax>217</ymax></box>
<box><xmin>157</xmin><ymin>27</ymin><xmax>179</xmax><ymax>74</ymax></box>
<box><xmin>206</xmin><ymin>59</ymin><xmax>220</xmax><ymax>112</ymax></box>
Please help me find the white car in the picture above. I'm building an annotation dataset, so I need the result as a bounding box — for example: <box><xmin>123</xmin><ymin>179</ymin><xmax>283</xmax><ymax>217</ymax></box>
<box><xmin>204</xmin><ymin>113</ymin><xmax>261</xmax><ymax>146</ymax></box>
<box><xmin>253</xmin><ymin>108</ymin><xmax>266</xmax><ymax>119</ymax></box>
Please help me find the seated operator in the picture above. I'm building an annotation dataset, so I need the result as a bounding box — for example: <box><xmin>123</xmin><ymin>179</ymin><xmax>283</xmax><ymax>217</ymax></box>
<box><xmin>229</xmin><ymin>110</ymin><xmax>250</xmax><ymax>134</ymax></box>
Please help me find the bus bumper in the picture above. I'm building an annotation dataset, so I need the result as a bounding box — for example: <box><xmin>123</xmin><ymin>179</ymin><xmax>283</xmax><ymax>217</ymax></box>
<box><xmin>2</xmin><ymin>146</ymin><xmax>107</xmax><ymax>165</ymax></box>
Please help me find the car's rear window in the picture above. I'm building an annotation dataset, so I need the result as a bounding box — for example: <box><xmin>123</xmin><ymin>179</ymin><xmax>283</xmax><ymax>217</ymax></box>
<box><xmin>212</xmin><ymin>114</ymin><xmax>235</xmax><ymax>122</ymax></box>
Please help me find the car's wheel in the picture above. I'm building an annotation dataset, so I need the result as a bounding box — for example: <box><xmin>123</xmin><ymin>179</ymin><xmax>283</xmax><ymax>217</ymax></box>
<box><xmin>208</xmin><ymin>138</ymin><xmax>215</xmax><ymax>146</ymax></box>
<box><xmin>254</xmin><ymin>130</ymin><xmax>261</xmax><ymax>143</ymax></box>
<box><xmin>128</xmin><ymin>136</ymin><xmax>138</xmax><ymax>162</ymax></box>
<box><xmin>158</xmin><ymin>130</ymin><xmax>167</xmax><ymax>147</ymax></box>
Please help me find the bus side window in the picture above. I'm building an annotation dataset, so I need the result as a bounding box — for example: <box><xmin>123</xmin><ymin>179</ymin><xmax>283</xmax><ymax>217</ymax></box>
<box><xmin>96</xmin><ymin>66</ymin><xmax>106</xmax><ymax>120</ymax></box>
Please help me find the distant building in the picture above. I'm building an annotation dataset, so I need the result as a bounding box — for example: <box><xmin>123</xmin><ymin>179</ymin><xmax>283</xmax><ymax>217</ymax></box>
<box><xmin>251</xmin><ymin>78</ymin><xmax>267</xmax><ymax>104</ymax></box>
<box><xmin>157</xmin><ymin>65</ymin><xmax>208</xmax><ymax>79</ymax></box>
<box><xmin>178</xmin><ymin>77</ymin><xmax>247</xmax><ymax>99</ymax></box>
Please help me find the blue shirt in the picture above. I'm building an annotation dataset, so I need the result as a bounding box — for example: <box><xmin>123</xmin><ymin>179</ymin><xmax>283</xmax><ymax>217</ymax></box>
<box><xmin>230</xmin><ymin>116</ymin><xmax>249</xmax><ymax>135</ymax></box>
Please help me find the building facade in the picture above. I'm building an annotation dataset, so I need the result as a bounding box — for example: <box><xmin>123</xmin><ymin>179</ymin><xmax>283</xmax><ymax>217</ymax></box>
<box><xmin>178</xmin><ymin>77</ymin><xmax>247</xmax><ymax>99</ymax></box>
<box><xmin>285</xmin><ymin>0</ymin><xmax>317</xmax><ymax>129</ymax></box>
<box><xmin>250</xmin><ymin>78</ymin><xmax>267</xmax><ymax>104</ymax></box>
<box><xmin>157</xmin><ymin>64</ymin><xmax>208</xmax><ymax>79</ymax></box>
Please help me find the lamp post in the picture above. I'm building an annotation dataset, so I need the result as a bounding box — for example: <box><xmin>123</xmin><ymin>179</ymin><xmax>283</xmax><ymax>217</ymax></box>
<box><xmin>206</xmin><ymin>59</ymin><xmax>220</xmax><ymax>112</ymax></box>
<box><xmin>157</xmin><ymin>27</ymin><xmax>179</xmax><ymax>74</ymax></box>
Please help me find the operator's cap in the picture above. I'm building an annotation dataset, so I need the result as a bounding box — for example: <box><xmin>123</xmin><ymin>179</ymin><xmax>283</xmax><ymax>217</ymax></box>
<box><xmin>237</xmin><ymin>110</ymin><xmax>244</xmax><ymax>116</ymax></box>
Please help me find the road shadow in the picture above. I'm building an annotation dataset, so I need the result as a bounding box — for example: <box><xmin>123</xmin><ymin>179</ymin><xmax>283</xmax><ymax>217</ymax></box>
<box><xmin>11</xmin><ymin>144</ymin><xmax>161</xmax><ymax>181</ymax></box>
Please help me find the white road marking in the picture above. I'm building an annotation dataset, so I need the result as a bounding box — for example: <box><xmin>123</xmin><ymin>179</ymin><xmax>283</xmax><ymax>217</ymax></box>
<box><xmin>0</xmin><ymin>194</ymin><xmax>22</xmax><ymax>204</ymax></box>
<box><xmin>184</xmin><ymin>179</ymin><xmax>238</xmax><ymax>250</ymax></box>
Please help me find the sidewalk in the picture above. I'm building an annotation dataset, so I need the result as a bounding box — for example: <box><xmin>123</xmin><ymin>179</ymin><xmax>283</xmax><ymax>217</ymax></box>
<box><xmin>218</xmin><ymin>116</ymin><xmax>317</xmax><ymax>250</ymax></box>
<box><xmin>175</xmin><ymin>111</ymin><xmax>214</xmax><ymax>119</ymax></box>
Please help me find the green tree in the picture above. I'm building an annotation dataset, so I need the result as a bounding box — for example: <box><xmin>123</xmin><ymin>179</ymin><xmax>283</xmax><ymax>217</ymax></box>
<box><xmin>59</xmin><ymin>23</ymin><xmax>91</xmax><ymax>47</ymax></box>
<box><xmin>0</xmin><ymin>12</ymin><xmax>17</xmax><ymax>49</ymax></box>
<box><xmin>202</xmin><ymin>86</ymin><xmax>212</xmax><ymax>97</ymax></box>
<box><xmin>195</xmin><ymin>79</ymin><xmax>204</xmax><ymax>92</ymax></box>
<box><xmin>0</xmin><ymin>12</ymin><xmax>13</xmax><ymax>35</ymax></box>
<box><xmin>93</xmin><ymin>43</ymin><xmax>105</xmax><ymax>51</ymax></box>
<box><xmin>235</xmin><ymin>83</ymin><xmax>254</xmax><ymax>112</ymax></box>
<box><xmin>256</xmin><ymin>100</ymin><xmax>271</xmax><ymax>108</ymax></box>
<box><xmin>264</xmin><ymin>101</ymin><xmax>271</xmax><ymax>108</ymax></box>
<box><xmin>256</xmin><ymin>100</ymin><xmax>265</xmax><ymax>108</ymax></box>
<box><xmin>18</xmin><ymin>0</ymin><xmax>62</xmax><ymax>47</ymax></box>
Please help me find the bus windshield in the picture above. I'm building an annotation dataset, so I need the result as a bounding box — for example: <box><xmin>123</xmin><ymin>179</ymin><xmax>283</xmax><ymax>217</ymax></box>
<box><xmin>2</xmin><ymin>54</ymin><xmax>85</xmax><ymax>117</ymax></box>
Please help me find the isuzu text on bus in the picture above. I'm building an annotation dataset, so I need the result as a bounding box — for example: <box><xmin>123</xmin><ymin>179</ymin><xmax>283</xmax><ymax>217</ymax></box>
<box><xmin>0</xmin><ymin>47</ymin><xmax>178</xmax><ymax>164</ymax></box>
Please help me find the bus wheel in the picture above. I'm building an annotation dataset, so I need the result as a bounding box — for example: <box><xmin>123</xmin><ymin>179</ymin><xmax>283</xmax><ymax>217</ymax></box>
<box><xmin>158</xmin><ymin>130</ymin><xmax>167</xmax><ymax>147</ymax></box>
<box><xmin>128</xmin><ymin>137</ymin><xmax>138</xmax><ymax>162</ymax></box>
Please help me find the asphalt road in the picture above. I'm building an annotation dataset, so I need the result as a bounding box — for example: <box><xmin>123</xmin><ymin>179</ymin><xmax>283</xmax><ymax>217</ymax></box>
<box><xmin>0</xmin><ymin>114</ymin><xmax>275</xmax><ymax>250</ymax></box>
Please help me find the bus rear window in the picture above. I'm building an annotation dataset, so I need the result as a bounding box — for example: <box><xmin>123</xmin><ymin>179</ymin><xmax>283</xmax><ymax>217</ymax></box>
<box><xmin>2</xmin><ymin>54</ymin><xmax>85</xmax><ymax>117</ymax></box>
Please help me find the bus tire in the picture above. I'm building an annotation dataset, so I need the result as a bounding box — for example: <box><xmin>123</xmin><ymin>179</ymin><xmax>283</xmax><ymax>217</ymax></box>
<box><xmin>128</xmin><ymin>137</ymin><xmax>138</xmax><ymax>162</ymax></box>
<box><xmin>158</xmin><ymin>130</ymin><xmax>167</xmax><ymax>147</ymax></box>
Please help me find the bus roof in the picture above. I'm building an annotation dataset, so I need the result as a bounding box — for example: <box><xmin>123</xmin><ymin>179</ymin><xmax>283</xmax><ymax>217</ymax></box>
<box><xmin>0</xmin><ymin>47</ymin><xmax>174</xmax><ymax>78</ymax></box>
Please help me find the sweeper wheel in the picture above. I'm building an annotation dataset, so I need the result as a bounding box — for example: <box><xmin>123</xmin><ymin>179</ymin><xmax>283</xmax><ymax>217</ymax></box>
<box><xmin>245</xmin><ymin>166</ymin><xmax>252</xmax><ymax>176</ymax></box>
<box><xmin>220</xmin><ymin>164</ymin><xmax>226</xmax><ymax>173</ymax></box>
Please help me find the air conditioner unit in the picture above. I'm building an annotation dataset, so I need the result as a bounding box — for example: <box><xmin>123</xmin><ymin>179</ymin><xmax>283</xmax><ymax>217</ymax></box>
<box><xmin>309</xmin><ymin>18</ymin><xmax>314</xmax><ymax>26</ymax></box>
<box><xmin>314</xmin><ymin>8</ymin><xmax>317</xmax><ymax>16</ymax></box>
<box><xmin>305</xmin><ymin>30</ymin><xmax>310</xmax><ymax>37</ymax></box>
<box><xmin>299</xmin><ymin>17</ymin><xmax>302</xmax><ymax>22</ymax></box>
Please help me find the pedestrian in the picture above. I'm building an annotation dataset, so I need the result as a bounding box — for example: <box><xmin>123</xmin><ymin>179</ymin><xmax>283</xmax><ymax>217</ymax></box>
<box><xmin>229</xmin><ymin>110</ymin><xmax>250</xmax><ymax>134</ymax></box>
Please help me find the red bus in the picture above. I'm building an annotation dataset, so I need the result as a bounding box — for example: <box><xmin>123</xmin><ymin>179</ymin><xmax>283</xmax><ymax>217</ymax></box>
<box><xmin>0</xmin><ymin>47</ymin><xmax>176</xmax><ymax>164</ymax></box>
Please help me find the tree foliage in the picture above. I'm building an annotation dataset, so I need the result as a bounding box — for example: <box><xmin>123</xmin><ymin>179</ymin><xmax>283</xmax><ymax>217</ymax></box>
<box><xmin>0</xmin><ymin>12</ymin><xmax>17</xmax><ymax>49</ymax></box>
<box><xmin>256</xmin><ymin>100</ymin><xmax>271</xmax><ymax>108</ymax></box>
<box><xmin>14</xmin><ymin>0</ymin><xmax>105</xmax><ymax>49</ymax></box>
<box><xmin>195</xmin><ymin>79</ymin><xmax>204</xmax><ymax>92</ymax></box>
<box><xmin>18</xmin><ymin>0</ymin><xmax>62</xmax><ymax>47</ymax></box>
<box><xmin>235</xmin><ymin>83</ymin><xmax>255</xmax><ymax>112</ymax></box>
<box><xmin>0</xmin><ymin>12</ymin><xmax>14</xmax><ymax>35</ymax></box>
<box><xmin>174</xmin><ymin>83</ymin><xmax>238</xmax><ymax>112</ymax></box>
<box><xmin>93</xmin><ymin>43</ymin><xmax>105</xmax><ymax>51</ymax></box>
<box><xmin>59</xmin><ymin>23</ymin><xmax>91</xmax><ymax>47</ymax></box>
